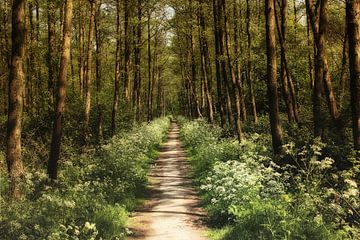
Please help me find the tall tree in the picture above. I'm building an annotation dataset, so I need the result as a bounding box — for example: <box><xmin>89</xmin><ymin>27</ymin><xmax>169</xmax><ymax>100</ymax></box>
<box><xmin>306</xmin><ymin>0</ymin><xmax>340</xmax><ymax>136</ymax></box>
<box><xmin>265</xmin><ymin>0</ymin><xmax>283</xmax><ymax>154</ymax></box>
<box><xmin>246</xmin><ymin>0</ymin><xmax>258</xmax><ymax>123</ymax></box>
<box><xmin>275</xmin><ymin>0</ymin><xmax>299</xmax><ymax>123</ymax></box>
<box><xmin>223</xmin><ymin>0</ymin><xmax>244</xmax><ymax>141</ymax></box>
<box><xmin>47</xmin><ymin>1</ymin><xmax>57</xmax><ymax>105</ymax></box>
<box><xmin>111</xmin><ymin>0</ymin><xmax>121</xmax><ymax>136</ymax></box>
<box><xmin>123</xmin><ymin>0</ymin><xmax>131</xmax><ymax>101</ymax></box>
<box><xmin>82</xmin><ymin>0</ymin><xmax>96</xmax><ymax>144</ymax></box>
<box><xmin>346</xmin><ymin>0</ymin><xmax>360</xmax><ymax>155</ymax></box>
<box><xmin>198</xmin><ymin>1</ymin><xmax>214</xmax><ymax>124</ymax></box>
<box><xmin>6</xmin><ymin>0</ymin><xmax>26</xmax><ymax>198</ymax></box>
<box><xmin>212</xmin><ymin>0</ymin><xmax>226</xmax><ymax>127</ymax></box>
<box><xmin>133</xmin><ymin>0</ymin><xmax>142</xmax><ymax>122</ymax></box>
<box><xmin>48</xmin><ymin>0</ymin><xmax>74</xmax><ymax>180</ymax></box>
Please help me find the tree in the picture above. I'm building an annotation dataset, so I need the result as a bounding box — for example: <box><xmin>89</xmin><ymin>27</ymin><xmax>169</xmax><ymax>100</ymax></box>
<box><xmin>82</xmin><ymin>0</ymin><xmax>96</xmax><ymax>145</ymax></box>
<box><xmin>48</xmin><ymin>0</ymin><xmax>74</xmax><ymax>180</ymax></box>
<box><xmin>275</xmin><ymin>0</ymin><xmax>299</xmax><ymax>123</ymax></box>
<box><xmin>6</xmin><ymin>0</ymin><xmax>26</xmax><ymax>198</ymax></box>
<box><xmin>265</xmin><ymin>0</ymin><xmax>283</xmax><ymax>154</ymax></box>
<box><xmin>306</xmin><ymin>0</ymin><xmax>340</xmax><ymax>137</ymax></box>
<box><xmin>111</xmin><ymin>0</ymin><xmax>121</xmax><ymax>136</ymax></box>
<box><xmin>246</xmin><ymin>0</ymin><xmax>258</xmax><ymax>123</ymax></box>
<box><xmin>346</xmin><ymin>0</ymin><xmax>360</xmax><ymax>155</ymax></box>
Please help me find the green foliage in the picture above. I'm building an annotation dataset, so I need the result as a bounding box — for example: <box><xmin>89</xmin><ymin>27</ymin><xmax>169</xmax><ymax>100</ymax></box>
<box><xmin>0</xmin><ymin>118</ymin><xmax>170</xmax><ymax>240</ymax></box>
<box><xmin>180</xmin><ymin>118</ymin><xmax>359</xmax><ymax>240</ymax></box>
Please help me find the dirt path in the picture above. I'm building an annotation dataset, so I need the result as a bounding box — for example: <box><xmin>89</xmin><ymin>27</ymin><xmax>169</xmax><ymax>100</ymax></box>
<box><xmin>128</xmin><ymin>123</ymin><xmax>208</xmax><ymax>240</ymax></box>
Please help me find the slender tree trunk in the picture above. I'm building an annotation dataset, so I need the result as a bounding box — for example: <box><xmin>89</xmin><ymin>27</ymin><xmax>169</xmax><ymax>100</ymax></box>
<box><xmin>123</xmin><ymin>0</ymin><xmax>131</xmax><ymax>101</ymax></box>
<box><xmin>133</xmin><ymin>0</ymin><xmax>142</xmax><ymax>122</ymax></box>
<box><xmin>78</xmin><ymin>0</ymin><xmax>85</xmax><ymax>97</ymax></box>
<box><xmin>82</xmin><ymin>0</ymin><xmax>96</xmax><ymax>145</ymax></box>
<box><xmin>147</xmin><ymin>8</ymin><xmax>152</xmax><ymax>122</ymax></box>
<box><xmin>223</xmin><ymin>0</ymin><xmax>244</xmax><ymax>141</ymax></box>
<box><xmin>246</xmin><ymin>0</ymin><xmax>258</xmax><ymax>123</ymax></box>
<box><xmin>339</xmin><ymin>30</ymin><xmax>348</xmax><ymax>107</ymax></box>
<box><xmin>218</xmin><ymin>0</ymin><xmax>233</xmax><ymax>127</ymax></box>
<box><xmin>346</xmin><ymin>0</ymin><xmax>360</xmax><ymax>154</ymax></box>
<box><xmin>198</xmin><ymin>2</ymin><xmax>214</xmax><ymax>124</ymax></box>
<box><xmin>265</xmin><ymin>0</ymin><xmax>283</xmax><ymax>154</ymax></box>
<box><xmin>233</xmin><ymin>0</ymin><xmax>247</xmax><ymax>122</ymax></box>
<box><xmin>95</xmin><ymin>0</ymin><xmax>103</xmax><ymax>142</ymax></box>
<box><xmin>275</xmin><ymin>0</ymin><xmax>299</xmax><ymax>123</ymax></box>
<box><xmin>6</xmin><ymin>0</ymin><xmax>26</xmax><ymax>199</ymax></box>
<box><xmin>306</xmin><ymin>0</ymin><xmax>340</xmax><ymax>136</ymax></box>
<box><xmin>47</xmin><ymin>1</ymin><xmax>57</xmax><ymax>106</ymax></box>
<box><xmin>212</xmin><ymin>0</ymin><xmax>226</xmax><ymax>127</ymax></box>
<box><xmin>111</xmin><ymin>0</ymin><xmax>121</xmax><ymax>136</ymax></box>
<box><xmin>48</xmin><ymin>0</ymin><xmax>73</xmax><ymax>180</ymax></box>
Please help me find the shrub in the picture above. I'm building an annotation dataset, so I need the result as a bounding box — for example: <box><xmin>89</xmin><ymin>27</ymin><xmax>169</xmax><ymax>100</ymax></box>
<box><xmin>0</xmin><ymin>118</ymin><xmax>170</xmax><ymax>239</ymax></box>
<box><xmin>180</xmin><ymin>117</ymin><xmax>359</xmax><ymax>239</ymax></box>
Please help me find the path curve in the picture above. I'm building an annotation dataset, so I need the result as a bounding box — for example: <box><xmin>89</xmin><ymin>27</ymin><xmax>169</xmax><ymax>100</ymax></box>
<box><xmin>128</xmin><ymin>123</ymin><xmax>207</xmax><ymax>240</ymax></box>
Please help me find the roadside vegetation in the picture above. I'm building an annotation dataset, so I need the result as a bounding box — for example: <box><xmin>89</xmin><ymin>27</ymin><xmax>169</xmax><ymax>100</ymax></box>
<box><xmin>0</xmin><ymin>118</ymin><xmax>169</xmax><ymax>239</ymax></box>
<box><xmin>178</xmin><ymin>117</ymin><xmax>359</xmax><ymax>240</ymax></box>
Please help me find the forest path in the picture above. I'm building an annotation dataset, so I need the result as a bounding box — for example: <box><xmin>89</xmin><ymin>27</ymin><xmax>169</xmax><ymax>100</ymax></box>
<box><xmin>127</xmin><ymin>122</ymin><xmax>208</xmax><ymax>240</ymax></box>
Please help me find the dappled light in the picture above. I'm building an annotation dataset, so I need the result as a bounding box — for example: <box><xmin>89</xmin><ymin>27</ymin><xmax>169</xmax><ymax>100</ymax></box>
<box><xmin>0</xmin><ymin>0</ymin><xmax>359</xmax><ymax>239</ymax></box>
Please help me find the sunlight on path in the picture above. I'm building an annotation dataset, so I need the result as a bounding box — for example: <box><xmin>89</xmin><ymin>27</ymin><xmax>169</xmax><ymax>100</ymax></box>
<box><xmin>128</xmin><ymin>123</ymin><xmax>207</xmax><ymax>240</ymax></box>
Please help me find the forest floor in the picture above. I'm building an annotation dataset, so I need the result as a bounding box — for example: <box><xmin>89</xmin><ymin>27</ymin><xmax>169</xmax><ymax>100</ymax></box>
<box><xmin>127</xmin><ymin>123</ymin><xmax>208</xmax><ymax>240</ymax></box>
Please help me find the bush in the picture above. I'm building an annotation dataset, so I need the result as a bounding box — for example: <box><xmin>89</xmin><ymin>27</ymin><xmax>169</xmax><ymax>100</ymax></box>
<box><xmin>180</xmin><ymin>117</ymin><xmax>359</xmax><ymax>240</ymax></box>
<box><xmin>0</xmin><ymin>118</ymin><xmax>170</xmax><ymax>240</ymax></box>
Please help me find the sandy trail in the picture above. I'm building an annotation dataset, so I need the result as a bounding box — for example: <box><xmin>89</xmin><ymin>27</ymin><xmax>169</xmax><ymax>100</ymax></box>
<box><xmin>128</xmin><ymin>123</ymin><xmax>207</xmax><ymax>240</ymax></box>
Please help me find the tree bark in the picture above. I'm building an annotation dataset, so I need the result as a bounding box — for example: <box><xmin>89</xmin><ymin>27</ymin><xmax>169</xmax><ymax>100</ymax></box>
<box><xmin>346</xmin><ymin>0</ymin><xmax>360</xmax><ymax>154</ymax></box>
<box><xmin>212</xmin><ymin>0</ymin><xmax>226</xmax><ymax>127</ymax></box>
<box><xmin>233</xmin><ymin>0</ymin><xmax>247</xmax><ymax>122</ymax></box>
<box><xmin>47</xmin><ymin>1</ymin><xmax>57</xmax><ymax>106</ymax></box>
<box><xmin>111</xmin><ymin>0</ymin><xmax>121</xmax><ymax>136</ymax></box>
<box><xmin>123</xmin><ymin>0</ymin><xmax>131</xmax><ymax>101</ymax></box>
<box><xmin>48</xmin><ymin>0</ymin><xmax>73</xmax><ymax>180</ymax></box>
<box><xmin>246</xmin><ymin>0</ymin><xmax>258</xmax><ymax>123</ymax></box>
<box><xmin>82</xmin><ymin>0</ymin><xmax>96</xmax><ymax>145</ymax></box>
<box><xmin>275</xmin><ymin>0</ymin><xmax>299</xmax><ymax>123</ymax></box>
<box><xmin>133</xmin><ymin>0</ymin><xmax>142</xmax><ymax>122</ymax></box>
<box><xmin>95</xmin><ymin>0</ymin><xmax>103</xmax><ymax>142</ymax></box>
<box><xmin>223</xmin><ymin>0</ymin><xmax>244</xmax><ymax>141</ymax></box>
<box><xmin>198</xmin><ymin>1</ymin><xmax>214</xmax><ymax>124</ymax></box>
<box><xmin>6</xmin><ymin>0</ymin><xmax>26</xmax><ymax>199</ymax></box>
<box><xmin>306</xmin><ymin>0</ymin><xmax>340</xmax><ymax>136</ymax></box>
<box><xmin>265</xmin><ymin>0</ymin><xmax>283</xmax><ymax>154</ymax></box>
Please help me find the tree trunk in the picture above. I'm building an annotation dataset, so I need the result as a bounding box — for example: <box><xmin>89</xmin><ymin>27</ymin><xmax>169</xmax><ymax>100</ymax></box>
<box><xmin>223</xmin><ymin>0</ymin><xmax>244</xmax><ymax>141</ymax></box>
<box><xmin>212</xmin><ymin>0</ymin><xmax>226</xmax><ymax>127</ymax></box>
<box><xmin>48</xmin><ymin>0</ymin><xmax>73</xmax><ymax>180</ymax></box>
<box><xmin>111</xmin><ymin>0</ymin><xmax>121</xmax><ymax>136</ymax></box>
<box><xmin>306</xmin><ymin>0</ymin><xmax>340</xmax><ymax>136</ymax></box>
<box><xmin>233</xmin><ymin>0</ymin><xmax>247</xmax><ymax>122</ymax></box>
<box><xmin>123</xmin><ymin>0</ymin><xmax>131</xmax><ymax>101</ymax></box>
<box><xmin>133</xmin><ymin>0</ymin><xmax>142</xmax><ymax>122</ymax></box>
<box><xmin>6</xmin><ymin>0</ymin><xmax>26</xmax><ymax>199</ymax></box>
<box><xmin>198</xmin><ymin>2</ymin><xmax>214</xmax><ymax>124</ymax></box>
<box><xmin>346</xmin><ymin>0</ymin><xmax>360</xmax><ymax>154</ymax></box>
<box><xmin>78</xmin><ymin>0</ymin><xmax>85</xmax><ymax>97</ymax></box>
<box><xmin>95</xmin><ymin>0</ymin><xmax>103</xmax><ymax>142</ymax></box>
<box><xmin>82</xmin><ymin>0</ymin><xmax>96</xmax><ymax>145</ymax></box>
<box><xmin>147</xmin><ymin>8</ymin><xmax>152</xmax><ymax>122</ymax></box>
<box><xmin>265</xmin><ymin>0</ymin><xmax>283</xmax><ymax>154</ymax></box>
<box><xmin>47</xmin><ymin>1</ymin><xmax>57</xmax><ymax>106</ymax></box>
<box><xmin>246</xmin><ymin>0</ymin><xmax>258</xmax><ymax>123</ymax></box>
<box><xmin>275</xmin><ymin>0</ymin><xmax>299</xmax><ymax>123</ymax></box>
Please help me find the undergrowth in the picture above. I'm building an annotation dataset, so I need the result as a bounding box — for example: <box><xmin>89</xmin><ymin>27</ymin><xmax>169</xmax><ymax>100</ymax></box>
<box><xmin>0</xmin><ymin>118</ymin><xmax>170</xmax><ymax>240</ymax></box>
<box><xmin>178</xmin><ymin>116</ymin><xmax>359</xmax><ymax>240</ymax></box>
